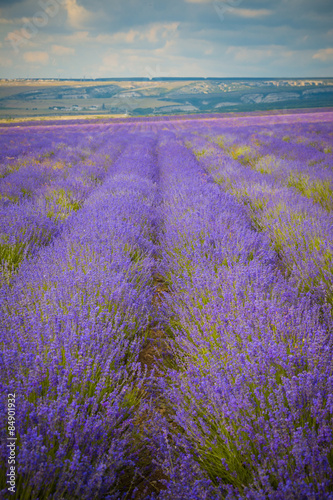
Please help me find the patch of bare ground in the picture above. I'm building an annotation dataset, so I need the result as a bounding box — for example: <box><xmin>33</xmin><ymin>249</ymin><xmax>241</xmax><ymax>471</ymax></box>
<box><xmin>131</xmin><ymin>278</ymin><xmax>171</xmax><ymax>499</ymax></box>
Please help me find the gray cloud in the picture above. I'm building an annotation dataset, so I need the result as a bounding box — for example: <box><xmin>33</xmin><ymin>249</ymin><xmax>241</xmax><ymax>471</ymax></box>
<box><xmin>0</xmin><ymin>0</ymin><xmax>332</xmax><ymax>78</ymax></box>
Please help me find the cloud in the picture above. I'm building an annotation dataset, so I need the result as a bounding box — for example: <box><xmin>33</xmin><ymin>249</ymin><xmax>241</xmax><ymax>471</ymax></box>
<box><xmin>98</xmin><ymin>52</ymin><xmax>123</xmax><ymax>75</ymax></box>
<box><xmin>139</xmin><ymin>22</ymin><xmax>179</xmax><ymax>43</ymax></box>
<box><xmin>52</xmin><ymin>44</ymin><xmax>75</xmax><ymax>56</ymax></box>
<box><xmin>0</xmin><ymin>16</ymin><xmax>13</xmax><ymax>24</ymax></box>
<box><xmin>108</xmin><ymin>29</ymin><xmax>137</xmax><ymax>44</ymax></box>
<box><xmin>145</xmin><ymin>25</ymin><xmax>161</xmax><ymax>43</ymax></box>
<box><xmin>184</xmin><ymin>0</ymin><xmax>272</xmax><ymax>18</ymax></box>
<box><xmin>185</xmin><ymin>0</ymin><xmax>212</xmax><ymax>3</ymax></box>
<box><xmin>313</xmin><ymin>47</ymin><xmax>333</xmax><ymax>61</ymax></box>
<box><xmin>95</xmin><ymin>22</ymin><xmax>179</xmax><ymax>46</ymax></box>
<box><xmin>5</xmin><ymin>28</ymin><xmax>36</xmax><ymax>50</ymax></box>
<box><xmin>1</xmin><ymin>0</ymin><xmax>333</xmax><ymax>78</ymax></box>
<box><xmin>63</xmin><ymin>0</ymin><xmax>91</xmax><ymax>29</ymax></box>
<box><xmin>23</xmin><ymin>51</ymin><xmax>49</xmax><ymax>64</ymax></box>
<box><xmin>226</xmin><ymin>46</ymin><xmax>274</xmax><ymax>63</ymax></box>
<box><xmin>232</xmin><ymin>8</ymin><xmax>272</xmax><ymax>18</ymax></box>
<box><xmin>65</xmin><ymin>31</ymin><xmax>90</xmax><ymax>43</ymax></box>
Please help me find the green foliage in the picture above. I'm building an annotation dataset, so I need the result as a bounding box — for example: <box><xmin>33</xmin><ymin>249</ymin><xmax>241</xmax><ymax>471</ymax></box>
<box><xmin>193</xmin><ymin>416</ymin><xmax>253</xmax><ymax>488</ymax></box>
<box><xmin>214</xmin><ymin>135</ymin><xmax>227</xmax><ymax>149</ymax></box>
<box><xmin>89</xmin><ymin>174</ymin><xmax>102</xmax><ymax>185</ymax></box>
<box><xmin>46</xmin><ymin>188</ymin><xmax>83</xmax><ymax>221</ymax></box>
<box><xmin>287</xmin><ymin>173</ymin><xmax>333</xmax><ymax>211</ymax></box>
<box><xmin>0</xmin><ymin>237</ymin><xmax>29</xmax><ymax>275</ymax></box>
<box><xmin>193</xmin><ymin>148</ymin><xmax>210</xmax><ymax>159</ymax></box>
<box><xmin>0</xmin><ymin>161</ymin><xmax>21</xmax><ymax>179</ymax></box>
<box><xmin>0</xmin><ymin>228</ymin><xmax>53</xmax><ymax>282</ymax></box>
<box><xmin>229</xmin><ymin>145</ymin><xmax>254</xmax><ymax>165</ymax></box>
<box><xmin>254</xmin><ymin>154</ymin><xmax>279</xmax><ymax>174</ymax></box>
<box><xmin>20</xmin><ymin>187</ymin><xmax>33</xmax><ymax>199</ymax></box>
<box><xmin>40</xmin><ymin>150</ymin><xmax>55</xmax><ymax>160</ymax></box>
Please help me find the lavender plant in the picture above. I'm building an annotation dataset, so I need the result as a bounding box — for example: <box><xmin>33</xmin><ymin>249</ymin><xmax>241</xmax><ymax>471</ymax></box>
<box><xmin>0</xmin><ymin>111</ymin><xmax>333</xmax><ymax>499</ymax></box>
<box><xmin>147</xmin><ymin>132</ymin><xmax>333</xmax><ymax>499</ymax></box>
<box><xmin>184</xmin><ymin>131</ymin><xmax>333</xmax><ymax>311</ymax></box>
<box><xmin>0</xmin><ymin>126</ymin><xmax>128</xmax><ymax>284</ymax></box>
<box><xmin>0</xmin><ymin>133</ymin><xmax>158</xmax><ymax>499</ymax></box>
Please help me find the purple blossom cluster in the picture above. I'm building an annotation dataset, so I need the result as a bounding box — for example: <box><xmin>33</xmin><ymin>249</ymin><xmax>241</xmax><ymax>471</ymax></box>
<box><xmin>0</xmin><ymin>124</ymin><xmax>128</xmax><ymax>284</ymax></box>
<box><xmin>183</xmin><ymin>129</ymin><xmax>333</xmax><ymax>310</ymax></box>
<box><xmin>205</xmin><ymin>121</ymin><xmax>333</xmax><ymax>210</ymax></box>
<box><xmin>146</xmin><ymin>132</ymin><xmax>333</xmax><ymax>499</ymax></box>
<box><xmin>0</xmin><ymin>130</ymin><xmax>158</xmax><ymax>498</ymax></box>
<box><xmin>0</xmin><ymin>111</ymin><xmax>333</xmax><ymax>499</ymax></box>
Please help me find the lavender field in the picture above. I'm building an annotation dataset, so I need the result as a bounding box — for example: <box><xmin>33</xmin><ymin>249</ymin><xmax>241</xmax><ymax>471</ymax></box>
<box><xmin>1</xmin><ymin>110</ymin><xmax>333</xmax><ymax>499</ymax></box>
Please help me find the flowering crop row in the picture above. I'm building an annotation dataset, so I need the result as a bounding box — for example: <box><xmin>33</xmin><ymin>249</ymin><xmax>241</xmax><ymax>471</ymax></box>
<box><xmin>0</xmin><ymin>126</ymin><xmax>128</xmax><ymax>285</ymax></box>
<box><xmin>183</xmin><ymin>130</ymin><xmax>333</xmax><ymax>312</ymax></box>
<box><xmin>146</xmin><ymin>132</ymin><xmax>333</xmax><ymax>499</ymax></box>
<box><xmin>0</xmin><ymin>123</ymin><xmax>116</xmax><ymax>176</ymax></box>
<box><xmin>0</xmin><ymin>112</ymin><xmax>332</xmax><ymax>499</ymax></box>
<box><xmin>0</xmin><ymin>132</ymin><xmax>158</xmax><ymax>499</ymax></box>
<box><xmin>204</xmin><ymin>122</ymin><xmax>333</xmax><ymax>211</ymax></box>
<box><xmin>0</xmin><ymin>124</ymin><xmax>120</xmax><ymax>202</ymax></box>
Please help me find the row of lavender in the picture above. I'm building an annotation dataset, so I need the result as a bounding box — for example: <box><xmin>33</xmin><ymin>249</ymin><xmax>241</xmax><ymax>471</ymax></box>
<box><xmin>0</xmin><ymin>124</ymin><xmax>126</xmax><ymax>285</ymax></box>
<box><xmin>204</xmin><ymin>120</ymin><xmax>333</xmax><ymax>211</ymax></box>
<box><xmin>0</xmin><ymin>131</ymin><xmax>160</xmax><ymax>498</ymax></box>
<box><xmin>0</xmin><ymin>124</ymin><xmax>116</xmax><ymax>200</ymax></box>
<box><xmin>0</xmin><ymin>123</ymin><xmax>110</xmax><ymax>175</ymax></box>
<box><xmin>147</xmin><ymin>131</ymin><xmax>333</xmax><ymax>498</ymax></box>
<box><xmin>0</xmin><ymin>113</ymin><xmax>333</xmax><ymax>498</ymax></box>
<box><xmin>180</xmin><ymin>125</ymin><xmax>333</xmax><ymax>311</ymax></box>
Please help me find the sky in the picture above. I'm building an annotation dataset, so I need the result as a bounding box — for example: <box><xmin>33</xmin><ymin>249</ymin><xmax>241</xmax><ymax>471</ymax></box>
<box><xmin>0</xmin><ymin>0</ymin><xmax>332</xmax><ymax>79</ymax></box>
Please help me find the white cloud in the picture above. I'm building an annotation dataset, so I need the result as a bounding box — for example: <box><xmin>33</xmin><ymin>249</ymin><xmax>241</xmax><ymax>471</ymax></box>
<box><xmin>313</xmin><ymin>48</ymin><xmax>333</xmax><ymax>61</ymax></box>
<box><xmin>52</xmin><ymin>44</ymin><xmax>75</xmax><ymax>56</ymax></box>
<box><xmin>63</xmin><ymin>0</ymin><xmax>91</xmax><ymax>29</ymax></box>
<box><xmin>111</xmin><ymin>29</ymin><xmax>137</xmax><ymax>44</ymax></box>
<box><xmin>226</xmin><ymin>46</ymin><xmax>274</xmax><ymax>63</ymax></box>
<box><xmin>23</xmin><ymin>51</ymin><xmax>49</xmax><ymax>65</ymax></box>
<box><xmin>0</xmin><ymin>7</ymin><xmax>12</xmax><ymax>24</ymax></box>
<box><xmin>99</xmin><ymin>52</ymin><xmax>122</xmax><ymax>73</ymax></box>
<box><xmin>145</xmin><ymin>25</ymin><xmax>160</xmax><ymax>44</ymax></box>
<box><xmin>283</xmin><ymin>50</ymin><xmax>297</xmax><ymax>58</ymax></box>
<box><xmin>146</xmin><ymin>22</ymin><xmax>179</xmax><ymax>42</ymax></box>
<box><xmin>0</xmin><ymin>17</ymin><xmax>13</xmax><ymax>24</ymax></box>
<box><xmin>185</xmin><ymin>3</ymin><xmax>272</xmax><ymax>19</ymax></box>
<box><xmin>95</xmin><ymin>23</ymin><xmax>179</xmax><ymax>46</ymax></box>
<box><xmin>65</xmin><ymin>31</ymin><xmax>90</xmax><ymax>43</ymax></box>
<box><xmin>97</xmin><ymin>50</ymin><xmax>161</xmax><ymax>78</ymax></box>
<box><xmin>5</xmin><ymin>30</ymin><xmax>36</xmax><ymax>52</ymax></box>
<box><xmin>97</xmin><ymin>30</ymin><xmax>137</xmax><ymax>44</ymax></box>
<box><xmin>232</xmin><ymin>8</ymin><xmax>272</xmax><ymax>18</ymax></box>
<box><xmin>98</xmin><ymin>51</ymin><xmax>149</xmax><ymax>79</ymax></box>
<box><xmin>185</xmin><ymin>0</ymin><xmax>212</xmax><ymax>3</ymax></box>
<box><xmin>153</xmin><ymin>38</ymin><xmax>175</xmax><ymax>54</ymax></box>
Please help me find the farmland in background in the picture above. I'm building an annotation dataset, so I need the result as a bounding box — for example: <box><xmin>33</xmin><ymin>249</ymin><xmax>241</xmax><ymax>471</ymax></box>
<box><xmin>1</xmin><ymin>77</ymin><xmax>333</xmax><ymax>120</ymax></box>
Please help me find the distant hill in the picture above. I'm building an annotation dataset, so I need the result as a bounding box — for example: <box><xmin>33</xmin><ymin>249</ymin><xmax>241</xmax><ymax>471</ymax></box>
<box><xmin>1</xmin><ymin>78</ymin><xmax>333</xmax><ymax>119</ymax></box>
